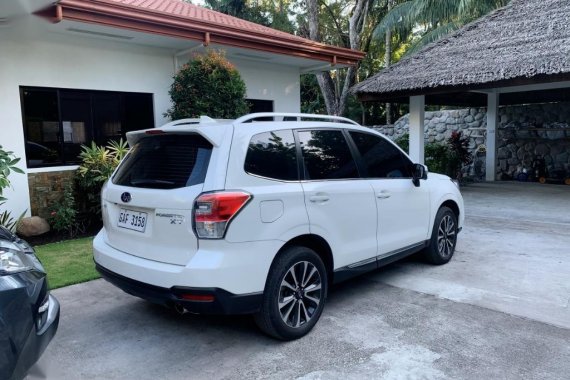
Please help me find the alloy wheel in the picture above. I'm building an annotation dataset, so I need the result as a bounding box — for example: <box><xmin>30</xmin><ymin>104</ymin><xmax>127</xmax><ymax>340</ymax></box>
<box><xmin>278</xmin><ymin>261</ymin><xmax>322</xmax><ymax>328</ymax></box>
<box><xmin>437</xmin><ymin>214</ymin><xmax>456</xmax><ymax>258</ymax></box>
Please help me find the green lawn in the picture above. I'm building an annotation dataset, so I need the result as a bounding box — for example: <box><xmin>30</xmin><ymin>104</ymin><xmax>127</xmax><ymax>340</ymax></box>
<box><xmin>34</xmin><ymin>237</ymin><xmax>100</xmax><ymax>289</ymax></box>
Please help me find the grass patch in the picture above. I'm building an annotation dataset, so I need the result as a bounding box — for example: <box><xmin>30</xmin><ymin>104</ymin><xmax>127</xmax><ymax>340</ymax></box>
<box><xmin>34</xmin><ymin>237</ymin><xmax>99</xmax><ymax>289</ymax></box>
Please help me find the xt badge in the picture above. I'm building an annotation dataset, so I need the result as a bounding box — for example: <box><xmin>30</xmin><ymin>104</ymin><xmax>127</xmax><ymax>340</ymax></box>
<box><xmin>156</xmin><ymin>213</ymin><xmax>185</xmax><ymax>225</ymax></box>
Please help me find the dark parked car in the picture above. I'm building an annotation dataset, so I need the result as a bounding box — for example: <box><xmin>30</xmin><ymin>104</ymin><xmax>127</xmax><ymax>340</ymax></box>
<box><xmin>0</xmin><ymin>226</ymin><xmax>60</xmax><ymax>380</ymax></box>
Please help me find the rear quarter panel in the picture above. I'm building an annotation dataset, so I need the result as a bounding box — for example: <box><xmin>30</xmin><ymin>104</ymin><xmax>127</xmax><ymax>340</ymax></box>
<box><xmin>223</xmin><ymin>125</ymin><xmax>310</xmax><ymax>243</ymax></box>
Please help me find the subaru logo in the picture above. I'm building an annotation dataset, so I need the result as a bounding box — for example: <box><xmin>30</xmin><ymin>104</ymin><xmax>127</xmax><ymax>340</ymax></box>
<box><xmin>121</xmin><ymin>192</ymin><xmax>131</xmax><ymax>203</ymax></box>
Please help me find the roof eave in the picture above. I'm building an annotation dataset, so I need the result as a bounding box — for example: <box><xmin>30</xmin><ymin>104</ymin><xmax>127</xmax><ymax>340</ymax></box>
<box><xmin>46</xmin><ymin>0</ymin><xmax>364</xmax><ymax>66</ymax></box>
<box><xmin>355</xmin><ymin>72</ymin><xmax>570</xmax><ymax>104</ymax></box>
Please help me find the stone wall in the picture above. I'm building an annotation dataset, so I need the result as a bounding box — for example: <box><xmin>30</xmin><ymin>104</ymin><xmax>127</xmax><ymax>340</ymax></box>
<box><xmin>28</xmin><ymin>170</ymin><xmax>75</xmax><ymax>219</ymax></box>
<box><xmin>370</xmin><ymin>102</ymin><xmax>570</xmax><ymax>180</ymax></box>
<box><xmin>496</xmin><ymin>103</ymin><xmax>570</xmax><ymax>179</ymax></box>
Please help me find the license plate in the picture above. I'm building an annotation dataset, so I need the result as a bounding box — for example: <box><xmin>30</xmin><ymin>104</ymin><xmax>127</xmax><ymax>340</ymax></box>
<box><xmin>118</xmin><ymin>209</ymin><xmax>148</xmax><ymax>232</ymax></box>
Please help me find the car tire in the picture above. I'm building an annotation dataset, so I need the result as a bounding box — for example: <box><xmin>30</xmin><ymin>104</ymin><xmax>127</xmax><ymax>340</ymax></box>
<box><xmin>254</xmin><ymin>246</ymin><xmax>328</xmax><ymax>340</ymax></box>
<box><xmin>423</xmin><ymin>206</ymin><xmax>458</xmax><ymax>265</ymax></box>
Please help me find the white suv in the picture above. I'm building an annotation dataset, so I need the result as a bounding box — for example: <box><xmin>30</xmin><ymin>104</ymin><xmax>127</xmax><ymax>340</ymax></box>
<box><xmin>94</xmin><ymin>113</ymin><xmax>464</xmax><ymax>340</ymax></box>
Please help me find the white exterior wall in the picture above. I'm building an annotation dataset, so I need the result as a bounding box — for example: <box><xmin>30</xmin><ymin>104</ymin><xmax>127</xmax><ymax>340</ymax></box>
<box><xmin>231</xmin><ymin>58</ymin><xmax>301</xmax><ymax>113</ymax></box>
<box><xmin>0</xmin><ymin>27</ymin><xmax>301</xmax><ymax>217</ymax></box>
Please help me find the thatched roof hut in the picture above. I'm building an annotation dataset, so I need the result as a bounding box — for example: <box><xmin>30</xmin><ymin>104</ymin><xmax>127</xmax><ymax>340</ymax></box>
<box><xmin>353</xmin><ymin>0</ymin><xmax>570</xmax><ymax>106</ymax></box>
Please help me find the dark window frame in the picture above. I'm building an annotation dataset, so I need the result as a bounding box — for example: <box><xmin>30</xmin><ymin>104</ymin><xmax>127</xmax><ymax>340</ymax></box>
<box><xmin>294</xmin><ymin>128</ymin><xmax>362</xmax><ymax>181</ymax></box>
<box><xmin>20</xmin><ymin>86</ymin><xmax>154</xmax><ymax>169</ymax></box>
<box><xmin>244</xmin><ymin>129</ymin><xmax>300</xmax><ymax>182</ymax></box>
<box><xmin>346</xmin><ymin>130</ymin><xmax>414</xmax><ymax>179</ymax></box>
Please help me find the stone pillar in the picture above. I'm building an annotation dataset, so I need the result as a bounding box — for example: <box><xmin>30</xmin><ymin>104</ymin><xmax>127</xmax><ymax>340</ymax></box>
<box><xmin>486</xmin><ymin>92</ymin><xmax>499</xmax><ymax>181</ymax></box>
<box><xmin>409</xmin><ymin>95</ymin><xmax>425</xmax><ymax>164</ymax></box>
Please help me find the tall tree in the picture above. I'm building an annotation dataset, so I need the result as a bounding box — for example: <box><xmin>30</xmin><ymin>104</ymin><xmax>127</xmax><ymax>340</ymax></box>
<box><xmin>306</xmin><ymin>0</ymin><xmax>371</xmax><ymax>116</ymax></box>
<box><xmin>384</xmin><ymin>0</ymin><xmax>393</xmax><ymax>124</ymax></box>
<box><xmin>201</xmin><ymin>0</ymin><xmax>295</xmax><ymax>33</ymax></box>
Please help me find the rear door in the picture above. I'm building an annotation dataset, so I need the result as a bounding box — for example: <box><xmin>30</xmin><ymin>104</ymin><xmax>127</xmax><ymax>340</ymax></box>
<box><xmin>102</xmin><ymin>133</ymin><xmax>213</xmax><ymax>265</ymax></box>
<box><xmin>298</xmin><ymin>129</ymin><xmax>378</xmax><ymax>269</ymax></box>
<box><xmin>348</xmin><ymin>131</ymin><xmax>430</xmax><ymax>257</ymax></box>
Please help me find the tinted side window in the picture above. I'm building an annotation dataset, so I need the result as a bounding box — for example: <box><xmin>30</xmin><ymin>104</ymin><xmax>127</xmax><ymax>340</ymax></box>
<box><xmin>244</xmin><ymin>130</ymin><xmax>298</xmax><ymax>181</ymax></box>
<box><xmin>298</xmin><ymin>130</ymin><xmax>359</xmax><ymax>180</ymax></box>
<box><xmin>350</xmin><ymin>131</ymin><xmax>412</xmax><ymax>178</ymax></box>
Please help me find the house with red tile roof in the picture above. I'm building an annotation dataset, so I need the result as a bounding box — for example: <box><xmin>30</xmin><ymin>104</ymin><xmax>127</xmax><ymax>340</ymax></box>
<box><xmin>0</xmin><ymin>0</ymin><xmax>363</xmax><ymax>218</ymax></box>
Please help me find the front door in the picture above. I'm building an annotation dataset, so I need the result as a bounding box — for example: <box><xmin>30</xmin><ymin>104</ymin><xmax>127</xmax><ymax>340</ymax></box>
<box><xmin>348</xmin><ymin>131</ymin><xmax>430</xmax><ymax>257</ymax></box>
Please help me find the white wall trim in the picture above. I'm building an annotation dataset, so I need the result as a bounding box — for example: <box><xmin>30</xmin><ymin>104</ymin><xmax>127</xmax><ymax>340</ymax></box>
<box><xmin>485</xmin><ymin>92</ymin><xmax>499</xmax><ymax>181</ymax></box>
<box><xmin>409</xmin><ymin>95</ymin><xmax>425</xmax><ymax>164</ymax></box>
<box><xmin>27</xmin><ymin>166</ymin><xmax>79</xmax><ymax>174</ymax></box>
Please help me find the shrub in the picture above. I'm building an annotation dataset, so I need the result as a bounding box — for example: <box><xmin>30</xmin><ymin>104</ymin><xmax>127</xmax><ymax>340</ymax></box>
<box><xmin>447</xmin><ymin>131</ymin><xmax>473</xmax><ymax>179</ymax></box>
<box><xmin>48</xmin><ymin>184</ymin><xmax>79</xmax><ymax>238</ymax></box>
<box><xmin>393</xmin><ymin>134</ymin><xmax>409</xmax><ymax>152</ymax></box>
<box><xmin>0</xmin><ymin>145</ymin><xmax>25</xmax><ymax>231</ymax></box>
<box><xmin>164</xmin><ymin>50</ymin><xmax>249</xmax><ymax>120</ymax></box>
<box><xmin>393</xmin><ymin>132</ymin><xmax>472</xmax><ymax>180</ymax></box>
<box><xmin>77</xmin><ymin>139</ymin><xmax>129</xmax><ymax>218</ymax></box>
<box><xmin>425</xmin><ymin>143</ymin><xmax>452</xmax><ymax>175</ymax></box>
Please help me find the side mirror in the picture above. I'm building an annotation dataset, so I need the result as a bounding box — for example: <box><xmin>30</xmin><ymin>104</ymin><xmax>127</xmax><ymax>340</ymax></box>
<box><xmin>412</xmin><ymin>163</ymin><xmax>428</xmax><ymax>187</ymax></box>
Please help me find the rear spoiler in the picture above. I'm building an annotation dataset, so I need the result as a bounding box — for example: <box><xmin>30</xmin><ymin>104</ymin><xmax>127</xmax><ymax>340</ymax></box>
<box><xmin>126</xmin><ymin>119</ymin><xmax>233</xmax><ymax>147</ymax></box>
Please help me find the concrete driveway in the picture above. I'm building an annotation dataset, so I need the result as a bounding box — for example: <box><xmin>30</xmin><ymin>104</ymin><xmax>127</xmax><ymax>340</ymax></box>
<box><xmin>30</xmin><ymin>182</ymin><xmax>570</xmax><ymax>379</ymax></box>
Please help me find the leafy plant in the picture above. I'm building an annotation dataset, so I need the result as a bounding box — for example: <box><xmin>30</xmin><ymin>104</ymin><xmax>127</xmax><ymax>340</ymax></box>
<box><xmin>393</xmin><ymin>132</ymin><xmax>472</xmax><ymax>180</ymax></box>
<box><xmin>0</xmin><ymin>145</ymin><xmax>24</xmax><ymax>202</ymax></box>
<box><xmin>0</xmin><ymin>203</ymin><xmax>25</xmax><ymax>232</ymax></box>
<box><xmin>447</xmin><ymin>131</ymin><xmax>473</xmax><ymax>173</ymax></box>
<box><xmin>165</xmin><ymin>50</ymin><xmax>249</xmax><ymax>120</ymax></box>
<box><xmin>77</xmin><ymin>139</ymin><xmax>129</xmax><ymax>217</ymax></box>
<box><xmin>0</xmin><ymin>145</ymin><xmax>25</xmax><ymax>231</ymax></box>
<box><xmin>393</xmin><ymin>133</ymin><xmax>409</xmax><ymax>152</ymax></box>
<box><xmin>48</xmin><ymin>184</ymin><xmax>79</xmax><ymax>238</ymax></box>
<box><xmin>425</xmin><ymin>142</ymin><xmax>452</xmax><ymax>175</ymax></box>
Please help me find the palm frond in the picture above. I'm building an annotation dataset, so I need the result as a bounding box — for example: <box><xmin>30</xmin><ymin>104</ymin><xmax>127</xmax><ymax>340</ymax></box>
<box><xmin>414</xmin><ymin>0</ymin><xmax>459</xmax><ymax>25</ymax></box>
<box><xmin>372</xmin><ymin>1</ymin><xmax>415</xmax><ymax>40</ymax></box>
<box><xmin>403</xmin><ymin>21</ymin><xmax>459</xmax><ymax>56</ymax></box>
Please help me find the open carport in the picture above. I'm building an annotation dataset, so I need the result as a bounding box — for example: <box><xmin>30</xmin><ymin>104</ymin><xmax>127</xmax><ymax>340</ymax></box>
<box><xmin>29</xmin><ymin>182</ymin><xmax>570</xmax><ymax>379</ymax></box>
<box><xmin>353</xmin><ymin>0</ymin><xmax>570</xmax><ymax>184</ymax></box>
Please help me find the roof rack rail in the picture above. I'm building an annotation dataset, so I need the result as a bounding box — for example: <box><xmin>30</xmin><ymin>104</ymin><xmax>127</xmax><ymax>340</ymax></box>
<box><xmin>160</xmin><ymin>116</ymin><xmax>218</xmax><ymax>128</ymax></box>
<box><xmin>233</xmin><ymin>113</ymin><xmax>360</xmax><ymax>126</ymax></box>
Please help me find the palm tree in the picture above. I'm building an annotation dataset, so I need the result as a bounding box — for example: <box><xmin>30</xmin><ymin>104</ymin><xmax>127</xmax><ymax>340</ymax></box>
<box><xmin>375</xmin><ymin>0</ymin><xmax>510</xmax><ymax>56</ymax></box>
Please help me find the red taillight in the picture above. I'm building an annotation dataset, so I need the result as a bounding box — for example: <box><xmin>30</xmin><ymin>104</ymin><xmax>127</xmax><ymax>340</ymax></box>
<box><xmin>145</xmin><ymin>129</ymin><xmax>165</xmax><ymax>135</ymax></box>
<box><xmin>194</xmin><ymin>191</ymin><xmax>251</xmax><ymax>239</ymax></box>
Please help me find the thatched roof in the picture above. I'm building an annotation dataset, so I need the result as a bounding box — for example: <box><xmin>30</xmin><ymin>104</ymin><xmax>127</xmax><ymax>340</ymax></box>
<box><xmin>353</xmin><ymin>0</ymin><xmax>570</xmax><ymax>103</ymax></box>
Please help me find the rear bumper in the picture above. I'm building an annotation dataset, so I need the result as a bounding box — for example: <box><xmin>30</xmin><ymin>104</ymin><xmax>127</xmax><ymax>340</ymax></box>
<box><xmin>96</xmin><ymin>264</ymin><xmax>262</xmax><ymax>314</ymax></box>
<box><xmin>93</xmin><ymin>229</ymin><xmax>281</xmax><ymax>294</ymax></box>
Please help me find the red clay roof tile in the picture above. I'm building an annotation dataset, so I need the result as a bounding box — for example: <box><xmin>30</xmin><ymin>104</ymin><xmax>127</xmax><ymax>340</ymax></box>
<box><xmin>54</xmin><ymin>0</ymin><xmax>365</xmax><ymax>65</ymax></box>
<box><xmin>103</xmin><ymin>0</ymin><xmax>314</xmax><ymax>42</ymax></box>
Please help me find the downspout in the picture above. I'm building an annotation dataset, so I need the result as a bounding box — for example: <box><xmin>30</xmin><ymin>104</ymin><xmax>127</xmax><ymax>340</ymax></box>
<box><xmin>172</xmin><ymin>33</ymin><xmax>211</xmax><ymax>72</ymax></box>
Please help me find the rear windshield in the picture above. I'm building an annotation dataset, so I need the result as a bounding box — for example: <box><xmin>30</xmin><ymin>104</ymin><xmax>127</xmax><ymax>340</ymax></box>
<box><xmin>113</xmin><ymin>134</ymin><xmax>212</xmax><ymax>189</ymax></box>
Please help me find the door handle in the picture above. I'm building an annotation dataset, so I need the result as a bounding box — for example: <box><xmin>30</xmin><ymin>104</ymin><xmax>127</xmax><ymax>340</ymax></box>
<box><xmin>309</xmin><ymin>195</ymin><xmax>330</xmax><ymax>203</ymax></box>
<box><xmin>376</xmin><ymin>191</ymin><xmax>391</xmax><ymax>199</ymax></box>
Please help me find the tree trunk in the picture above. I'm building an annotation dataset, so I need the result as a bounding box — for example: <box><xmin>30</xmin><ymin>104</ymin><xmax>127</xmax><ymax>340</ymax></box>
<box><xmin>385</xmin><ymin>0</ymin><xmax>393</xmax><ymax>124</ymax></box>
<box><xmin>306</xmin><ymin>0</ymin><xmax>370</xmax><ymax>116</ymax></box>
